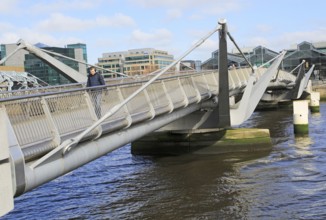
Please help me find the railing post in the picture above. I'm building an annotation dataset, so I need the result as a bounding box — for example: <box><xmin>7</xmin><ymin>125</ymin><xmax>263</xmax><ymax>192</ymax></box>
<box><xmin>116</xmin><ymin>88</ymin><xmax>132</xmax><ymax>128</ymax></box>
<box><xmin>143</xmin><ymin>88</ymin><xmax>156</xmax><ymax>120</ymax></box>
<box><xmin>202</xmin><ymin>72</ymin><xmax>212</xmax><ymax>98</ymax></box>
<box><xmin>178</xmin><ymin>78</ymin><xmax>189</xmax><ymax>107</ymax></box>
<box><xmin>218</xmin><ymin>19</ymin><xmax>231</xmax><ymax>127</ymax></box>
<box><xmin>190</xmin><ymin>76</ymin><xmax>202</xmax><ymax>103</ymax></box>
<box><xmin>41</xmin><ymin>97</ymin><xmax>60</xmax><ymax>146</ymax></box>
<box><xmin>161</xmin><ymin>81</ymin><xmax>174</xmax><ymax>113</ymax></box>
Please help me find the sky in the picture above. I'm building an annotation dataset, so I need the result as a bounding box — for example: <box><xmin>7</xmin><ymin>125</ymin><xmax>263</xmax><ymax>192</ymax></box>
<box><xmin>1</xmin><ymin>0</ymin><xmax>326</xmax><ymax>65</ymax></box>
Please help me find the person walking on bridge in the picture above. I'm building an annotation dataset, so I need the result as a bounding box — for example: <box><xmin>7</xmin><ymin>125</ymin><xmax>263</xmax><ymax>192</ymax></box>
<box><xmin>86</xmin><ymin>66</ymin><xmax>106</xmax><ymax>118</ymax></box>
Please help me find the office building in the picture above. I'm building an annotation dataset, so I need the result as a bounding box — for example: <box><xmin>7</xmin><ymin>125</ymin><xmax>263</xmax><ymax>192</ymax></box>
<box><xmin>25</xmin><ymin>45</ymin><xmax>87</xmax><ymax>85</ymax></box>
<box><xmin>97</xmin><ymin>48</ymin><xmax>174</xmax><ymax>77</ymax></box>
<box><xmin>0</xmin><ymin>43</ymin><xmax>28</xmax><ymax>69</ymax></box>
<box><xmin>67</xmin><ymin>43</ymin><xmax>88</xmax><ymax>63</ymax></box>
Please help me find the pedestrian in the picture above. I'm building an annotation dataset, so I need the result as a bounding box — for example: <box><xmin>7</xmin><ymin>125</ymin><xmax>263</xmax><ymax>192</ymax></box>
<box><xmin>86</xmin><ymin>66</ymin><xmax>106</xmax><ymax>118</ymax></box>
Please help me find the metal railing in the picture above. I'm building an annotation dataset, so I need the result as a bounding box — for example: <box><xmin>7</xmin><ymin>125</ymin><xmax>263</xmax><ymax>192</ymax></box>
<box><xmin>0</xmin><ymin>65</ymin><xmax>295</xmax><ymax>162</ymax></box>
<box><xmin>1</xmin><ymin>70</ymin><xmax>222</xmax><ymax>162</ymax></box>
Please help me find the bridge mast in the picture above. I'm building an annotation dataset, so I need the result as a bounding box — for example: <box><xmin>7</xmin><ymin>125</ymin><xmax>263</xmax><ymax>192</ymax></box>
<box><xmin>217</xmin><ymin>19</ymin><xmax>231</xmax><ymax>127</ymax></box>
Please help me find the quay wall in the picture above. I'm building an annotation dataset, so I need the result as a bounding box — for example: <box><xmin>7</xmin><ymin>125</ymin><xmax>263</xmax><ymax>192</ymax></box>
<box><xmin>312</xmin><ymin>83</ymin><xmax>326</xmax><ymax>101</ymax></box>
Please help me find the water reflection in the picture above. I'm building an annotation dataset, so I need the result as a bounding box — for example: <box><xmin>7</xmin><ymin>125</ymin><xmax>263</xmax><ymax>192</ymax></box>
<box><xmin>293</xmin><ymin>136</ymin><xmax>313</xmax><ymax>155</ymax></box>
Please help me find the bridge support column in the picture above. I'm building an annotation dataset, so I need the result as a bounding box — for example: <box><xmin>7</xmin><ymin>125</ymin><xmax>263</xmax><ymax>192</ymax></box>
<box><xmin>309</xmin><ymin>92</ymin><xmax>320</xmax><ymax>113</ymax></box>
<box><xmin>293</xmin><ymin>100</ymin><xmax>309</xmax><ymax>135</ymax></box>
<box><xmin>131</xmin><ymin>128</ymin><xmax>272</xmax><ymax>155</ymax></box>
<box><xmin>0</xmin><ymin>107</ymin><xmax>14</xmax><ymax>217</ymax></box>
<box><xmin>217</xmin><ymin>19</ymin><xmax>231</xmax><ymax>128</ymax></box>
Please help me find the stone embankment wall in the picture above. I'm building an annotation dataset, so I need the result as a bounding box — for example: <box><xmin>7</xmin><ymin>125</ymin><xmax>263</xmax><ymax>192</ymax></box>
<box><xmin>312</xmin><ymin>83</ymin><xmax>326</xmax><ymax>101</ymax></box>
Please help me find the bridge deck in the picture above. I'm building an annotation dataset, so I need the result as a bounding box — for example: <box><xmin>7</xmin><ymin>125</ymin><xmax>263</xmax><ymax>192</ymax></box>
<box><xmin>0</xmin><ymin>68</ymin><xmax>296</xmax><ymax>164</ymax></box>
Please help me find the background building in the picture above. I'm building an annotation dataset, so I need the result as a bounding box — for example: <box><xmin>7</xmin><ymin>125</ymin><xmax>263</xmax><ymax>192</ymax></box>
<box><xmin>24</xmin><ymin>44</ymin><xmax>87</xmax><ymax>85</ymax></box>
<box><xmin>0</xmin><ymin>43</ymin><xmax>28</xmax><ymax>70</ymax></box>
<box><xmin>67</xmin><ymin>43</ymin><xmax>88</xmax><ymax>63</ymax></box>
<box><xmin>201</xmin><ymin>46</ymin><xmax>279</xmax><ymax>70</ymax></box>
<box><xmin>97</xmin><ymin>48</ymin><xmax>174</xmax><ymax>77</ymax></box>
<box><xmin>201</xmin><ymin>42</ymin><xmax>326</xmax><ymax>80</ymax></box>
<box><xmin>1</xmin><ymin>42</ymin><xmax>87</xmax><ymax>85</ymax></box>
<box><xmin>239</xmin><ymin>46</ymin><xmax>278</xmax><ymax>67</ymax></box>
<box><xmin>0</xmin><ymin>66</ymin><xmax>24</xmax><ymax>72</ymax></box>
<box><xmin>180</xmin><ymin>60</ymin><xmax>202</xmax><ymax>71</ymax></box>
<box><xmin>201</xmin><ymin>50</ymin><xmax>245</xmax><ymax>70</ymax></box>
<box><xmin>282</xmin><ymin>41</ymin><xmax>326</xmax><ymax>79</ymax></box>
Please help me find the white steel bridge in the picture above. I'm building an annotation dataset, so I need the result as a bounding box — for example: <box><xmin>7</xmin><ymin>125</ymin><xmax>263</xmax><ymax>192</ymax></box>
<box><xmin>0</xmin><ymin>20</ymin><xmax>314</xmax><ymax>217</ymax></box>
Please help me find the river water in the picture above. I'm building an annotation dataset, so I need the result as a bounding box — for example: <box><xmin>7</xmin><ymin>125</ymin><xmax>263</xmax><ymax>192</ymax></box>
<box><xmin>2</xmin><ymin>103</ymin><xmax>326</xmax><ymax>219</ymax></box>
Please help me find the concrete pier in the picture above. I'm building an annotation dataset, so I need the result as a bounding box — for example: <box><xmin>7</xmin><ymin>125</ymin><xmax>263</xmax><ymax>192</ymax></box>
<box><xmin>293</xmin><ymin>100</ymin><xmax>309</xmax><ymax>135</ymax></box>
<box><xmin>309</xmin><ymin>92</ymin><xmax>320</xmax><ymax>113</ymax></box>
<box><xmin>131</xmin><ymin>128</ymin><xmax>272</xmax><ymax>155</ymax></box>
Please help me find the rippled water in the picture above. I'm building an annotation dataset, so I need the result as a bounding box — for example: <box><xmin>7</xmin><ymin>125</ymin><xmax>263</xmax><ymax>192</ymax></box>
<box><xmin>2</xmin><ymin>103</ymin><xmax>326</xmax><ymax>219</ymax></box>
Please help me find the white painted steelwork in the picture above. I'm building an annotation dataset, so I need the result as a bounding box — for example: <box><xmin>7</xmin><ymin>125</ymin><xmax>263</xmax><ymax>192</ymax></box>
<box><xmin>0</xmin><ymin>20</ymin><xmax>307</xmax><ymax>217</ymax></box>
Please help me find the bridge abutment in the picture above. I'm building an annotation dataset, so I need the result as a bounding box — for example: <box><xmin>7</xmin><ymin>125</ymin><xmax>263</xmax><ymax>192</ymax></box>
<box><xmin>131</xmin><ymin>128</ymin><xmax>272</xmax><ymax>156</ymax></box>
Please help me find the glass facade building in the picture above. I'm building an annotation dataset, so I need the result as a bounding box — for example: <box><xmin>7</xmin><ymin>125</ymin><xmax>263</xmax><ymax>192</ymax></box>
<box><xmin>0</xmin><ymin>45</ymin><xmax>5</xmax><ymax>59</ymax></box>
<box><xmin>24</xmin><ymin>47</ymin><xmax>83</xmax><ymax>85</ymax></box>
<box><xmin>67</xmin><ymin>43</ymin><xmax>87</xmax><ymax>63</ymax></box>
<box><xmin>201</xmin><ymin>42</ymin><xmax>326</xmax><ymax>80</ymax></box>
<box><xmin>282</xmin><ymin>41</ymin><xmax>326</xmax><ymax>78</ymax></box>
<box><xmin>201</xmin><ymin>50</ymin><xmax>246</xmax><ymax>70</ymax></box>
<box><xmin>201</xmin><ymin>46</ymin><xmax>278</xmax><ymax>70</ymax></box>
<box><xmin>242</xmin><ymin>46</ymin><xmax>279</xmax><ymax>67</ymax></box>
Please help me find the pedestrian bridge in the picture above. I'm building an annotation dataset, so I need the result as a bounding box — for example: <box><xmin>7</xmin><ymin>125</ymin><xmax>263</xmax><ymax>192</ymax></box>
<box><xmin>0</xmin><ymin>20</ymin><xmax>314</xmax><ymax>217</ymax></box>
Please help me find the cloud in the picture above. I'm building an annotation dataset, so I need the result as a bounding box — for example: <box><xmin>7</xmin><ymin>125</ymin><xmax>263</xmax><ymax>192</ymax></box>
<box><xmin>37</xmin><ymin>13</ymin><xmax>90</xmax><ymax>32</ymax></box>
<box><xmin>129</xmin><ymin>0</ymin><xmax>190</xmax><ymax>8</ymax></box>
<box><xmin>129</xmin><ymin>28</ymin><xmax>173</xmax><ymax>47</ymax></box>
<box><xmin>186</xmin><ymin>38</ymin><xmax>219</xmax><ymax>61</ymax></box>
<box><xmin>166</xmin><ymin>9</ymin><xmax>183</xmax><ymax>21</ymax></box>
<box><xmin>239</xmin><ymin>28</ymin><xmax>326</xmax><ymax>53</ymax></box>
<box><xmin>201</xmin><ymin>1</ymin><xmax>241</xmax><ymax>15</ymax></box>
<box><xmin>129</xmin><ymin>0</ymin><xmax>243</xmax><ymax>25</ymax></box>
<box><xmin>0</xmin><ymin>22</ymin><xmax>13</xmax><ymax>31</ymax></box>
<box><xmin>95</xmin><ymin>13</ymin><xmax>136</xmax><ymax>27</ymax></box>
<box><xmin>247</xmin><ymin>37</ymin><xmax>270</xmax><ymax>48</ymax></box>
<box><xmin>0</xmin><ymin>0</ymin><xmax>19</xmax><ymax>13</ymax></box>
<box><xmin>29</xmin><ymin>0</ymin><xmax>104</xmax><ymax>13</ymax></box>
<box><xmin>0</xmin><ymin>32</ymin><xmax>21</xmax><ymax>44</ymax></box>
<box><xmin>255</xmin><ymin>24</ymin><xmax>272</xmax><ymax>33</ymax></box>
<box><xmin>281</xmin><ymin>29</ymin><xmax>326</xmax><ymax>44</ymax></box>
<box><xmin>130</xmin><ymin>0</ymin><xmax>242</xmax><ymax>14</ymax></box>
<box><xmin>37</xmin><ymin>13</ymin><xmax>136</xmax><ymax>32</ymax></box>
<box><xmin>0</xmin><ymin>27</ymin><xmax>83</xmax><ymax>47</ymax></box>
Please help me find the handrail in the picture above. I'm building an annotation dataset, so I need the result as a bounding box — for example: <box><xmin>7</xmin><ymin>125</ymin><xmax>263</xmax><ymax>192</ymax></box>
<box><xmin>0</xmin><ymin>70</ymin><xmax>218</xmax><ymax>102</ymax></box>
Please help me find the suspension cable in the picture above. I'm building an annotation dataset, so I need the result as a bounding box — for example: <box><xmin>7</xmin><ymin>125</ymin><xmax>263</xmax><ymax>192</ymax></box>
<box><xmin>289</xmin><ymin>60</ymin><xmax>305</xmax><ymax>75</ymax></box>
<box><xmin>257</xmin><ymin>51</ymin><xmax>287</xmax><ymax>69</ymax></box>
<box><xmin>227</xmin><ymin>32</ymin><xmax>254</xmax><ymax>73</ymax></box>
<box><xmin>40</xmin><ymin>49</ymin><xmax>130</xmax><ymax>78</ymax></box>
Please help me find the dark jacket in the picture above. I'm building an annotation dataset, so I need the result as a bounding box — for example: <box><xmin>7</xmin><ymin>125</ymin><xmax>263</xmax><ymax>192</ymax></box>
<box><xmin>86</xmin><ymin>72</ymin><xmax>106</xmax><ymax>88</ymax></box>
